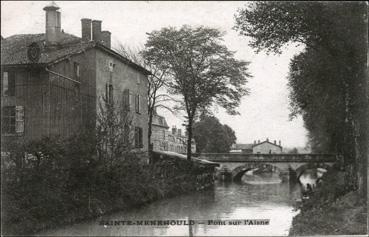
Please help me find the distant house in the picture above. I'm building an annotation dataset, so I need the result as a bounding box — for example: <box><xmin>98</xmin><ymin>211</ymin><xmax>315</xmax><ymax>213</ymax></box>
<box><xmin>230</xmin><ymin>143</ymin><xmax>253</xmax><ymax>153</ymax></box>
<box><xmin>252</xmin><ymin>139</ymin><xmax>283</xmax><ymax>154</ymax></box>
<box><xmin>1</xmin><ymin>3</ymin><xmax>150</xmax><ymax>155</ymax></box>
<box><xmin>151</xmin><ymin>112</ymin><xmax>170</xmax><ymax>151</ymax></box>
<box><xmin>151</xmin><ymin>112</ymin><xmax>196</xmax><ymax>154</ymax></box>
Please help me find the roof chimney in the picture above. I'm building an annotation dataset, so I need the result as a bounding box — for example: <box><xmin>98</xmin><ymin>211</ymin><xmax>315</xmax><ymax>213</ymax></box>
<box><xmin>81</xmin><ymin>18</ymin><xmax>92</xmax><ymax>41</ymax></box>
<box><xmin>178</xmin><ymin>129</ymin><xmax>182</xmax><ymax>137</ymax></box>
<box><xmin>274</xmin><ymin>140</ymin><xmax>276</xmax><ymax>144</ymax></box>
<box><xmin>92</xmin><ymin>20</ymin><xmax>102</xmax><ymax>42</ymax></box>
<box><xmin>43</xmin><ymin>2</ymin><xmax>61</xmax><ymax>46</ymax></box>
<box><xmin>279</xmin><ymin>140</ymin><xmax>281</xmax><ymax>146</ymax></box>
<box><xmin>172</xmin><ymin>127</ymin><xmax>177</xmax><ymax>135</ymax></box>
<box><xmin>101</xmin><ymin>30</ymin><xmax>111</xmax><ymax>48</ymax></box>
<box><xmin>266</xmin><ymin>138</ymin><xmax>269</xmax><ymax>142</ymax></box>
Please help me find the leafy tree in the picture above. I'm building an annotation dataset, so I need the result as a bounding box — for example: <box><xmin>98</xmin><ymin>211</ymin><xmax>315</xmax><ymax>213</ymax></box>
<box><xmin>142</xmin><ymin>25</ymin><xmax>251</xmax><ymax>160</ymax></box>
<box><xmin>288</xmin><ymin>148</ymin><xmax>299</xmax><ymax>154</ymax></box>
<box><xmin>234</xmin><ymin>1</ymin><xmax>367</xmax><ymax>193</ymax></box>
<box><xmin>193</xmin><ymin>116</ymin><xmax>237</xmax><ymax>153</ymax></box>
<box><xmin>116</xmin><ymin>44</ymin><xmax>175</xmax><ymax>151</ymax></box>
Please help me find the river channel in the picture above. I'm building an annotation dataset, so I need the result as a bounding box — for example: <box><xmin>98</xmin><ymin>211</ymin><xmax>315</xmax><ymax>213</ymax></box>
<box><xmin>39</xmin><ymin>177</ymin><xmax>302</xmax><ymax>236</ymax></box>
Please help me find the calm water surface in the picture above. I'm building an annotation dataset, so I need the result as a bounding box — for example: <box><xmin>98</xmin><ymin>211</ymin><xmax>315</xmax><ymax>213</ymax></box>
<box><xmin>39</xmin><ymin>177</ymin><xmax>301</xmax><ymax>236</ymax></box>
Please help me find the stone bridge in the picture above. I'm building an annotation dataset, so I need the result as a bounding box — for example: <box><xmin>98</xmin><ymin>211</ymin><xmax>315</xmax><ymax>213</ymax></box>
<box><xmin>195</xmin><ymin>153</ymin><xmax>339</xmax><ymax>182</ymax></box>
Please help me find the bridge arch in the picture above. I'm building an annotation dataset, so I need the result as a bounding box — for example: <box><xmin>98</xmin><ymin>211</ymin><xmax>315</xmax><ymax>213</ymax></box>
<box><xmin>231</xmin><ymin>163</ymin><xmax>281</xmax><ymax>182</ymax></box>
<box><xmin>294</xmin><ymin>162</ymin><xmax>333</xmax><ymax>179</ymax></box>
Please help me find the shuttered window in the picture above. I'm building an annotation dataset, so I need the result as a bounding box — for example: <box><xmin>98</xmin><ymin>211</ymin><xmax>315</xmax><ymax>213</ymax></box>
<box><xmin>135</xmin><ymin>126</ymin><xmax>143</xmax><ymax>148</ymax></box>
<box><xmin>15</xmin><ymin>106</ymin><xmax>25</xmax><ymax>134</ymax></box>
<box><xmin>105</xmin><ymin>83</ymin><xmax>113</xmax><ymax>104</ymax></box>
<box><xmin>2</xmin><ymin>71</ymin><xmax>15</xmax><ymax>96</ymax></box>
<box><xmin>135</xmin><ymin>94</ymin><xmax>141</xmax><ymax>114</ymax></box>
<box><xmin>123</xmin><ymin>89</ymin><xmax>130</xmax><ymax>111</ymax></box>
<box><xmin>1</xmin><ymin>106</ymin><xmax>24</xmax><ymax>135</ymax></box>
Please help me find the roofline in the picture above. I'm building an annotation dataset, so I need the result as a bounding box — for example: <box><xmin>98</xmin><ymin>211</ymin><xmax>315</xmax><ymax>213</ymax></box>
<box><xmin>252</xmin><ymin>140</ymin><xmax>282</xmax><ymax>148</ymax></box>
<box><xmin>1</xmin><ymin>63</ymin><xmax>47</xmax><ymax>69</ymax></box>
<box><xmin>1</xmin><ymin>40</ymin><xmax>151</xmax><ymax>76</ymax></box>
<box><xmin>152</xmin><ymin>124</ymin><xmax>170</xmax><ymax>129</ymax></box>
<box><xmin>95</xmin><ymin>43</ymin><xmax>151</xmax><ymax>76</ymax></box>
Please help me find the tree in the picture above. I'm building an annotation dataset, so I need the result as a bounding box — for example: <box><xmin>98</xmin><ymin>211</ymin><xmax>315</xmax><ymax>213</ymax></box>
<box><xmin>96</xmin><ymin>95</ymin><xmax>133</xmax><ymax>169</ymax></box>
<box><xmin>288</xmin><ymin>148</ymin><xmax>299</xmax><ymax>154</ymax></box>
<box><xmin>193</xmin><ymin>116</ymin><xmax>237</xmax><ymax>153</ymax></box>
<box><xmin>142</xmin><ymin>25</ymin><xmax>251</xmax><ymax>160</ymax></box>
<box><xmin>234</xmin><ymin>1</ymin><xmax>367</xmax><ymax>194</ymax></box>
<box><xmin>116</xmin><ymin>43</ymin><xmax>174</xmax><ymax>151</ymax></box>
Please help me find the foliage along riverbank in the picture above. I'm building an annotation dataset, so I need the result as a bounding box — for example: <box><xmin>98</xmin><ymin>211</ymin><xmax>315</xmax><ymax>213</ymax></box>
<box><xmin>289</xmin><ymin>167</ymin><xmax>367</xmax><ymax>236</ymax></box>
<box><xmin>1</xmin><ymin>136</ymin><xmax>215</xmax><ymax>236</ymax></box>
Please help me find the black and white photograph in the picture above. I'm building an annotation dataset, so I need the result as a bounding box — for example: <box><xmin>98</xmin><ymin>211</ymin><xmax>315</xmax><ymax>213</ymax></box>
<box><xmin>1</xmin><ymin>1</ymin><xmax>368</xmax><ymax>236</ymax></box>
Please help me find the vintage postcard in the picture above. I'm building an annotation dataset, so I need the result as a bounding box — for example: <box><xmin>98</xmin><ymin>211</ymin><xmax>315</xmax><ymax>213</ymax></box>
<box><xmin>1</xmin><ymin>1</ymin><xmax>368</xmax><ymax>236</ymax></box>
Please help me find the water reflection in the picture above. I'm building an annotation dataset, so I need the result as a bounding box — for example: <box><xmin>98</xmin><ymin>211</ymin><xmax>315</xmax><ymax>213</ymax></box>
<box><xmin>39</xmin><ymin>181</ymin><xmax>301</xmax><ymax>236</ymax></box>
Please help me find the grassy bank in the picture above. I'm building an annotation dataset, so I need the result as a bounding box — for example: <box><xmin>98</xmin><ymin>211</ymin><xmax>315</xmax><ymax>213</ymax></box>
<box><xmin>1</xmin><ymin>136</ymin><xmax>214</xmax><ymax>236</ymax></box>
<box><xmin>289</xmin><ymin>168</ymin><xmax>367</xmax><ymax>236</ymax></box>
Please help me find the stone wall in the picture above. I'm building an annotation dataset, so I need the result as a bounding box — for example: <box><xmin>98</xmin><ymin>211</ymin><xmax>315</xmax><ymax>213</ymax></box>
<box><xmin>151</xmin><ymin>151</ymin><xmax>217</xmax><ymax>192</ymax></box>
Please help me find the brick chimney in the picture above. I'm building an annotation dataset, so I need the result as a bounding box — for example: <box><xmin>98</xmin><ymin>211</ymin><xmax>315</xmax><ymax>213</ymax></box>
<box><xmin>43</xmin><ymin>2</ymin><xmax>61</xmax><ymax>46</ymax></box>
<box><xmin>172</xmin><ymin>127</ymin><xmax>177</xmax><ymax>135</ymax></box>
<box><xmin>101</xmin><ymin>31</ymin><xmax>111</xmax><ymax>48</ymax></box>
<box><xmin>81</xmin><ymin>18</ymin><xmax>92</xmax><ymax>41</ymax></box>
<box><xmin>274</xmin><ymin>140</ymin><xmax>276</xmax><ymax>144</ymax></box>
<box><xmin>279</xmin><ymin>140</ymin><xmax>281</xmax><ymax>146</ymax></box>
<box><xmin>92</xmin><ymin>20</ymin><xmax>102</xmax><ymax>42</ymax></box>
<box><xmin>178</xmin><ymin>129</ymin><xmax>182</xmax><ymax>137</ymax></box>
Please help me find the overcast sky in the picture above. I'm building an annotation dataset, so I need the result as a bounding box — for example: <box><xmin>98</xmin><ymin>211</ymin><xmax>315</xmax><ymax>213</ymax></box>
<box><xmin>1</xmin><ymin>1</ymin><xmax>308</xmax><ymax>148</ymax></box>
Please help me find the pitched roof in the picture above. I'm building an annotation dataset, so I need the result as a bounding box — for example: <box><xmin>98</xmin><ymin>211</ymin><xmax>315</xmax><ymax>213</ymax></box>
<box><xmin>232</xmin><ymin>143</ymin><xmax>253</xmax><ymax>150</ymax></box>
<box><xmin>151</xmin><ymin>114</ymin><xmax>169</xmax><ymax>128</ymax></box>
<box><xmin>1</xmin><ymin>33</ymin><xmax>150</xmax><ymax>75</ymax></box>
<box><xmin>253</xmin><ymin>140</ymin><xmax>282</xmax><ymax>148</ymax></box>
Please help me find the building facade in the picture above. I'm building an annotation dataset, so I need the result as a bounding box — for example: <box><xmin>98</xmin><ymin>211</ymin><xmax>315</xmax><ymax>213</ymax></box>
<box><xmin>230</xmin><ymin>139</ymin><xmax>283</xmax><ymax>154</ymax></box>
<box><xmin>252</xmin><ymin>139</ymin><xmax>283</xmax><ymax>154</ymax></box>
<box><xmin>1</xmin><ymin>3</ymin><xmax>150</xmax><ymax>153</ymax></box>
<box><xmin>151</xmin><ymin>113</ymin><xmax>196</xmax><ymax>154</ymax></box>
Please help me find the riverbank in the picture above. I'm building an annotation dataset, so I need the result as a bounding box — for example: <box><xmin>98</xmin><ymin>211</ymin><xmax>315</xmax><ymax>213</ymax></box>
<box><xmin>2</xmin><ymin>137</ymin><xmax>215</xmax><ymax>236</ymax></box>
<box><xmin>289</xmin><ymin>168</ymin><xmax>367</xmax><ymax>235</ymax></box>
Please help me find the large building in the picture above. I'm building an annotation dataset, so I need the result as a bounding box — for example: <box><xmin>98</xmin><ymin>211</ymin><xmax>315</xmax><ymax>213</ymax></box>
<box><xmin>252</xmin><ymin>139</ymin><xmax>283</xmax><ymax>154</ymax></box>
<box><xmin>1</xmin><ymin>3</ymin><xmax>150</xmax><ymax>153</ymax></box>
<box><xmin>231</xmin><ymin>139</ymin><xmax>283</xmax><ymax>154</ymax></box>
<box><xmin>151</xmin><ymin>112</ymin><xmax>196</xmax><ymax>154</ymax></box>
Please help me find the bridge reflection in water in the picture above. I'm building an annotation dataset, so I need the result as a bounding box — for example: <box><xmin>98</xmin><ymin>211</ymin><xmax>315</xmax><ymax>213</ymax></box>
<box><xmin>195</xmin><ymin>153</ymin><xmax>338</xmax><ymax>182</ymax></box>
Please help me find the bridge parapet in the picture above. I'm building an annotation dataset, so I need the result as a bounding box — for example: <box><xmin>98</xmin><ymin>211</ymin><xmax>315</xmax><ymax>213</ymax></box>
<box><xmin>196</xmin><ymin>153</ymin><xmax>338</xmax><ymax>163</ymax></box>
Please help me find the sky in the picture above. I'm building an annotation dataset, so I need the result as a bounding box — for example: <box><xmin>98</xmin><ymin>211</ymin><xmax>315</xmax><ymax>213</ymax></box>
<box><xmin>1</xmin><ymin>1</ymin><xmax>308</xmax><ymax>148</ymax></box>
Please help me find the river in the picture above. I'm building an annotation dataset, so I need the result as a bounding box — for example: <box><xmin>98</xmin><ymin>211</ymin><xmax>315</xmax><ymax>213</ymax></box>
<box><xmin>39</xmin><ymin>174</ymin><xmax>302</xmax><ymax>236</ymax></box>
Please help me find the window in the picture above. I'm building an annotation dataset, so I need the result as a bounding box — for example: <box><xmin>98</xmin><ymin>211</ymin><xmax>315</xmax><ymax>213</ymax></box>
<box><xmin>135</xmin><ymin>94</ymin><xmax>141</xmax><ymax>113</ymax></box>
<box><xmin>1</xmin><ymin>106</ymin><xmax>24</xmax><ymax>135</ymax></box>
<box><xmin>2</xmin><ymin>71</ymin><xmax>15</xmax><ymax>96</ymax></box>
<box><xmin>73</xmin><ymin>62</ymin><xmax>80</xmax><ymax>79</ymax></box>
<box><xmin>135</xmin><ymin>126</ymin><xmax>143</xmax><ymax>148</ymax></box>
<box><xmin>123</xmin><ymin>89</ymin><xmax>135</xmax><ymax>111</ymax></box>
<box><xmin>158</xmin><ymin>117</ymin><xmax>163</xmax><ymax>125</ymax></box>
<box><xmin>105</xmin><ymin>83</ymin><xmax>113</xmax><ymax>104</ymax></box>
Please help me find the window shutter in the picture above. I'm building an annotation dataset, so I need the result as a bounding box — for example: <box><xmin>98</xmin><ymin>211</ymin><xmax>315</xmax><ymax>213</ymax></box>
<box><xmin>15</xmin><ymin>106</ymin><xmax>24</xmax><ymax>134</ymax></box>
<box><xmin>129</xmin><ymin>92</ymin><xmax>134</xmax><ymax>111</ymax></box>
<box><xmin>123</xmin><ymin>89</ymin><xmax>130</xmax><ymax>110</ymax></box>
<box><xmin>105</xmin><ymin>83</ymin><xmax>108</xmax><ymax>103</ymax></box>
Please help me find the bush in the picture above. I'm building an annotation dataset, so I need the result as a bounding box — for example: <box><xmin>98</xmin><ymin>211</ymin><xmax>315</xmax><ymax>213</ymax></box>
<box><xmin>2</xmin><ymin>135</ymin><xmax>214</xmax><ymax>235</ymax></box>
